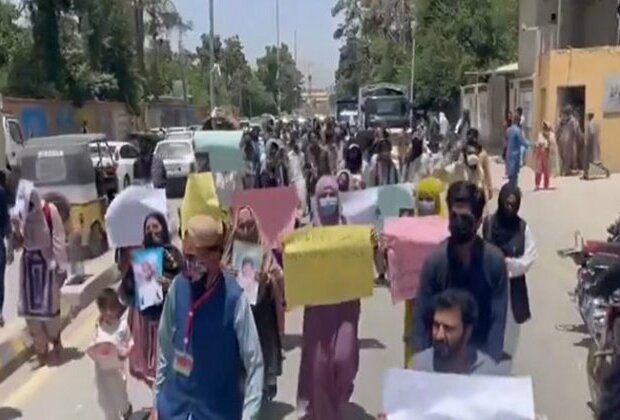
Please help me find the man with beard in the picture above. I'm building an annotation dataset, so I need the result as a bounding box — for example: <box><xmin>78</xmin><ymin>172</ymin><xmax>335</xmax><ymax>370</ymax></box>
<box><xmin>413</xmin><ymin>288</ymin><xmax>502</xmax><ymax>375</ymax></box>
<box><xmin>413</xmin><ymin>181</ymin><xmax>508</xmax><ymax>362</ymax></box>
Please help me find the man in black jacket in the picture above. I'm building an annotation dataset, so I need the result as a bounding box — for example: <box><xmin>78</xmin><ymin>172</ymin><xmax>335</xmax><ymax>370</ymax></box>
<box><xmin>413</xmin><ymin>181</ymin><xmax>508</xmax><ymax>362</ymax></box>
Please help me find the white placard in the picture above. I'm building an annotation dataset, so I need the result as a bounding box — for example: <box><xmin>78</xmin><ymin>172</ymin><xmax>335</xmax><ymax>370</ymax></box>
<box><xmin>105</xmin><ymin>185</ymin><xmax>168</xmax><ymax>248</ymax></box>
<box><xmin>340</xmin><ymin>187</ymin><xmax>379</xmax><ymax>226</ymax></box>
<box><xmin>383</xmin><ymin>368</ymin><xmax>535</xmax><ymax>420</ymax></box>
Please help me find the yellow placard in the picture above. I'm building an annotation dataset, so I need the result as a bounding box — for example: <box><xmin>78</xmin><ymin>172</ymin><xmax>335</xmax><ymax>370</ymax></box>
<box><xmin>283</xmin><ymin>225</ymin><xmax>375</xmax><ymax>309</ymax></box>
<box><xmin>180</xmin><ymin>173</ymin><xmax>222</xmax><ymax>238</ymax></box>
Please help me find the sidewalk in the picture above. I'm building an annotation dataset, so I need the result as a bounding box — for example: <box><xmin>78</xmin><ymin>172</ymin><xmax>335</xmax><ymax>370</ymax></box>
<box><xmin>0</xmin><ymin>251</ymin><xmax>117</xmax><ymax>381</ymax></box>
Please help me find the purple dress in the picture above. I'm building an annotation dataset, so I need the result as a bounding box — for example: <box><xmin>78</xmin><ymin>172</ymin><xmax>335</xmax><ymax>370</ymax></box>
<box><xmin>296</xmin><ymin>176</ymin><xmax>361</xmax><ymax>419</ymax></box>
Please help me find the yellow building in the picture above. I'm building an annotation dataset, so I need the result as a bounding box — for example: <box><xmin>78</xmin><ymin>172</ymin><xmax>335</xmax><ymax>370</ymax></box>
<box><xmin>536</xmin><ymin>47</ymin><xmax>620</xmax><ymax>172</ymax></box>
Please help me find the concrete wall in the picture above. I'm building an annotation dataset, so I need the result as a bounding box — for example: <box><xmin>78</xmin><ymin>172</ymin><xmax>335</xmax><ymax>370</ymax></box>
<box><xmin>145</xmin><ymin>103</ymin><xmax>208</xmax><ymax>128</ymax></box>
<box><xmin>461</xmin><ymin>81</ymin><xmax>507</xmax><ymax>154</ymax></box>
<box><xmin>2</xmin><ymin>98</ymin><xmax>132</xmax><ymax>140</ymax></box>
<box><xmin>521</xmin><ymin>0</ymin><xmax>618</xmax><ymax>74</ymax></box>
<box><xmin>519</xmin><ymin>0</ymin><xmax>540</xmax><ymax>75</ymax></box>
<box><xmin>536</xmin><ymin>47</ymin><xmax>620</xmax><ymax>172</ymax></box>
<box><xmin>2</xmin><ymin>98</ymin><xmax>208</xmax><ymax>140</ymax></box>
<box><xmin>557</xmin><ymin>0</ymin><xmax>617</xmax><ymax>48</ymax></box>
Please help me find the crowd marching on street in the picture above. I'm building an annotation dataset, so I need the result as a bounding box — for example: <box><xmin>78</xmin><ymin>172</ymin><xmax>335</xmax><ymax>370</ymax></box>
<box><xmin>2</xmin><ymin>107</ymin><xmax>620</xmax><ymax>420</ymax></box>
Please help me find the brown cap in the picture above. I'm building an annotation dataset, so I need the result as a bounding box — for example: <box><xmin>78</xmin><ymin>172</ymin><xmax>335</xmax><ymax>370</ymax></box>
<box><xmin>185</xmin><ymin>215</ymin><xmax>223</xmax><ymax>249</ymax></box>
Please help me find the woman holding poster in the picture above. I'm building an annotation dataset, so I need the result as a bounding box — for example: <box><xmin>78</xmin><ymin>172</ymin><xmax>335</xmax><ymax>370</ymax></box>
<box><xmin>119</xmin><ymin>212</ymin><xmax>182</xmax><ymax>388</ymax></box>
<box><xmin>297</xmin><ymin>176</ymin><xmax>361</xmax><ymax>420</ymax></box>
<box><xmin>16</xmin><ymin>189</ymin><xmax>68</xmax><ymax>367</ymax></box>
<box><xmin>403</xmin><ymin>177</ymin><xmax>447</xmax><ymax>368</ymax></box>
<box><xmin>223</xmin><ymin>205</ymin><xmax>283</xmax><ymax>402</ymax></box>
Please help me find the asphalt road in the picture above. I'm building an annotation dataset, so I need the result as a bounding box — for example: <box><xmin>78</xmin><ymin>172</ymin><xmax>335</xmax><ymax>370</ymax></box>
<box><xmin>0</xmin><ymin>168</ymin><xmax>613</xmax><ymax>420</ymax></box>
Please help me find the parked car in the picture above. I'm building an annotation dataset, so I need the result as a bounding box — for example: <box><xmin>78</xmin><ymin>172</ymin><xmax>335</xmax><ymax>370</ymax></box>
<box><xmin>87</xmin><ymin>137</ymin><xmax>119</xmax><ymax>199</ymax></box>
<box><xmin>165</xmin><ymin>126</ymin><xmax>190</xmax><ymax>135</ymax></box>
<box><xmin>154</xmin><ymin>139</ymin><xmax>196</xmax><ymax>197</ymax></box>
<box><xmin>164</xmin><ymin>131</ymin><xmax>194</xmax><ymax>142</ymax></box>
<box><xmin>106</xmin><ymin>141</ymin><xmax>140</xmax><ymax>189</ymax></box>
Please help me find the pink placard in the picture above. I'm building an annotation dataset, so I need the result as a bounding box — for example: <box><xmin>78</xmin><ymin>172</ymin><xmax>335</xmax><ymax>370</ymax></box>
<box><xmin>384</xmin><ymin>216</ymin><xmax>449</xmax><ymax>303</ymax></box>
<box><xmin>232</xmin><ymin>186</ymin><xmax>299</xmax><ymax>248</ymax></box>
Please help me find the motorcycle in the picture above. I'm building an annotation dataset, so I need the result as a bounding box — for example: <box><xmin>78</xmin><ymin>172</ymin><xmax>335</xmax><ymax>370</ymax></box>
<box><xmin>558</xmin><ymin>231</ymin><xmax>620</xmax><ymax>410</ymax></box>
<box><xmin>606</xmin><ymin>214</ymin><xmax>620</xmax><ymax>242</ymax></box>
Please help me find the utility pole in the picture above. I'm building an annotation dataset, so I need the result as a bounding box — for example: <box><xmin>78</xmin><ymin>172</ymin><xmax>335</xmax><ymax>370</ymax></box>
<box><xmin>294</xmin><ymin>29</ymin><xmax>297</xmax><ymax>64</ymax></box>
<box><xmin>409</xmin><ymin>19</ymin><xmax>417</xmax><ymax>104</ymax></box>
<box><xmin>275</xmin><ymin>0</ymin><xmax>281</xmax><ymax>114</ymax></box>
<box><xmin>178</xmin><ymin>27</ymin><xmax>190</xmax><ymax>125</ymax></box>
<box><xmin>209</xmin><ymin>0</ymin><xmax>215</xmax><ymax>110</ymax></box>
<box><xmin>178</xmin><ymin>28</ymin><xmax>188</xmax><ymax>104</ymax></box>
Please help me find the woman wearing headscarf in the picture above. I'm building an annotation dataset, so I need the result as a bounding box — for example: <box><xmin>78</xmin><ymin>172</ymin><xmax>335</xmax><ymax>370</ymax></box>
<box><xmin>368</xmin><ymin>138</ymin><xmax>399</xmax><ymax>187</ymax></box>
<box><xmin>534</xmin><ymin>121</ymin><xmax>559</xmax><ymax>190</ymax></box>
<box><xmin>340</xmin><ymin>143</ymin><xmax>368</xmax><ymax>190</ymax></box>
<box><xmin>482</xmin><ymin>184</ymin><xmax>537</xmax><ymax>365</ymax></box>
<box><xmin>287</xmin><ymin>133</ymin><xmax>308</xmax><ymax>216</ymax></box>
<box><xmin>402</xmin><ymin>177</ymin><xmax>447</xmax><ymax>367</ymax></box>
<box><xmin>297</xmin><ymin>176</ymin><xmax>360</xmax><ymax>420</ymax></box>
<box><xmin>119</xmin><ymin>212</ymin><xmax>183</xmax><ymax>387</ymax></box>
<box><xmin>16</xmin><ymin>189</ymin><xmax>67</xmax><ymax>366</ymax></box>
<box><xmin>401</xmin><ymin>136</ymin><xmax>431</xmax><ymax>184</ymax></box>
<box><xmin>336</xmin><ymin>169</ymin><xmax>353</xmax><ymax>192</ymax></box>
<box><xmin>223</xmin><ymin>206</ymin><xmax>283</xmax><ymax>402</ymax></box>
<box><xmin>304</xmin><ymin>131</ymin><xmax>332</xmax><ymax>196</ymax></box>
<box><xmin>434</xmin><ymin>139</ymin><xmax>490</xmax><ymax>200</ymax></box>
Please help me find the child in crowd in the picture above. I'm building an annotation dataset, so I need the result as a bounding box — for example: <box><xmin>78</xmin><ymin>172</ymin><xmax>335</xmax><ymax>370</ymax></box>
<box><xmin>90</xmin><ymin>288</ymin><xmax>133</xmax><ymax>420</ymax></box>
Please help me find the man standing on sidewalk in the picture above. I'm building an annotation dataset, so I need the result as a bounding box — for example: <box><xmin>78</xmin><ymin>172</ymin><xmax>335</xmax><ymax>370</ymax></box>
<box><xmin>506</xmin><ymin>115</ymin><xmax>529</xmax><ymax>188</ymax></box>
<box><xmin>583</xmin><ymin>112</ymin><xmax>610</xmax><ymax>180</ymax></box>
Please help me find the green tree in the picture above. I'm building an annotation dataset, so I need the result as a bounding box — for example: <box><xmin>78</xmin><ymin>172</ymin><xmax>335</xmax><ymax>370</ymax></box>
<box><xmin>256</xmin><ymin>44</ymin><xmax>303</xmax><ymax>113</ymax></box>
<box><xmin>332</xmin><ymin>0</ymin><xmax>518</xmax><ymax>108</ymax></box>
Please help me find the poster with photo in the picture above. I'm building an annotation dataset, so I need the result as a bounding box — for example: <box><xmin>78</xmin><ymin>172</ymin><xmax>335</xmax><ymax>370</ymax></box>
<box><xmin>232</xmin><ymin>240</ymin><xmax>263</xmax><ymax>305</ymax></box>
<box><xmin>12</xmin><ymin>179</ymin><xmax>34</xmax><ymax>221</ymax></box>
<box><xmin>131</xmin><ymin>247</ymin><xmax>164</xmax><ymax>310</ymax></box>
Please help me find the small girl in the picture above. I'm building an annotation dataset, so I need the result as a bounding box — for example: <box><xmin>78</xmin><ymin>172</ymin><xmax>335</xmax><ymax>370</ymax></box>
<box><xmin>90</xmin><ymin>288</ymin><xmax>133</xmax><ymax>420</ymax></box>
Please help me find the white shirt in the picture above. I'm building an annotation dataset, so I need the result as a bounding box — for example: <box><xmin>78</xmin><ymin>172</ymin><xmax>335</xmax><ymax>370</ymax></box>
<box><xmin>439</xmin><ymin>113</ymin><xmax>449</xmax><ymax>136</ymax></box>
<box><xmin>505</xmin><ymin>224</ymin><xmax>537</xmax><ymax>278</ymax></box>
<box><xmin>287</xmin><ymin>150</ymin><xmax>305</xmax><ymax>182</ymax></box>
<box><xmin>89</xmin><ymin>317</ymin><xmax>133</xmax><ymax>370</ymax></box>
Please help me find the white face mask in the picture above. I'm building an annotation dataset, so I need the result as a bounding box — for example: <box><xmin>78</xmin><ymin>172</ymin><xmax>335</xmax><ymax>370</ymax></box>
<box><xmin>318</xmin><ymin>196</ymin><xmax>339</xmax><ymax>216</ymax></box>
<box><xmin>466</xmin><ymin>154</ymin><xmax>479</xmax><ymax>167</ymax></box>
<box><xmin>418</xmin><ymin>200</ymin><xmax>437</xmax><ymax>216</ymax></box>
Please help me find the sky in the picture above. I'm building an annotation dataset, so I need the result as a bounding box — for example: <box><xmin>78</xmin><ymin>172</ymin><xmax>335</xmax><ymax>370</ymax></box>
<box><xmin>174</xmin><ymin>0</ymin><xmax>341</xmax><ymax>89</ymax></box>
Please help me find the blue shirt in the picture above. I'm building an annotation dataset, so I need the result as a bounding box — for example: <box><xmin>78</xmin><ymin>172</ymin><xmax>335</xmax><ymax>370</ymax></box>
<box><xmin>506</xmin><ymin>124</ymin><xmax>528</xmax><ymax>156</ymax></box>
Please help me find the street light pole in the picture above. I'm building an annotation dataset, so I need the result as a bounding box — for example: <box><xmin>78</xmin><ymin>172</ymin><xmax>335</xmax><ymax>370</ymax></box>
<box><xmin>276</xmin><ymin>0</ymin><xmax>281</xmax><ymax>114</ymax></box>
<box><xmin>209</xmin><ymin>0</ymin><xmax>215</xmax><ymax>110</ymax></box>
<box><xmin>409</xmin><ymin>19</ymin><xmax>417</xmax><ymax>104</ymax></box>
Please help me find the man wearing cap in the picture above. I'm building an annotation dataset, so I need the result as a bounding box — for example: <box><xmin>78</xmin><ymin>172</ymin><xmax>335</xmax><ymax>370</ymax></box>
<box><xmin>154</xmin><ymin>215</ymin><xmax>264</xmax><ymax>420</ymax></box>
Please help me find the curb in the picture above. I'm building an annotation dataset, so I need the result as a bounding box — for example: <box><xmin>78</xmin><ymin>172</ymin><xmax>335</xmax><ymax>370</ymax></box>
<box><xmin>0</xmin><ymin>263</ymin><xmax>119</xmax><ymax>382</ymax></box>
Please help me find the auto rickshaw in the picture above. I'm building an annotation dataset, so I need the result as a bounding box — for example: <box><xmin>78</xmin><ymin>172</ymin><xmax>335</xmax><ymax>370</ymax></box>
<box><xmin>20</xmin><ymin>134</ymin><xmax>111</xmax><ymax>258</ymax></box>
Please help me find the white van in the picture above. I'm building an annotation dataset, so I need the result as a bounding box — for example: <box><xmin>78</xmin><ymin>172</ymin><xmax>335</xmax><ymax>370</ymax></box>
<box><xmin>1</xmin><ymin>113</ymin><xmax>25</xmax><ymax>169</ymax></box>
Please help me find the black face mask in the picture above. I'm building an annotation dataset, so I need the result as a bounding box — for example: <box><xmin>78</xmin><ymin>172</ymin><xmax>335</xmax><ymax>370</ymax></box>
<box><xmin>449</xmin><ymin>211</ymin><xmax>477</xmax><ymax>244</ymax></box>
